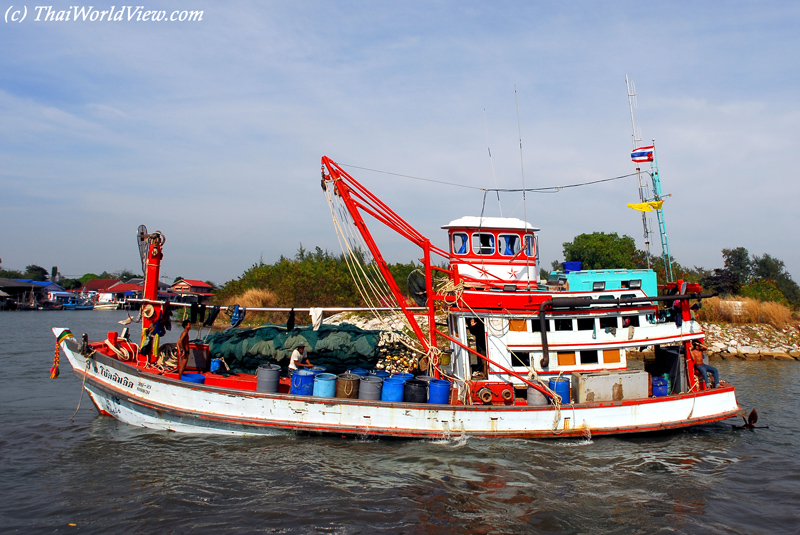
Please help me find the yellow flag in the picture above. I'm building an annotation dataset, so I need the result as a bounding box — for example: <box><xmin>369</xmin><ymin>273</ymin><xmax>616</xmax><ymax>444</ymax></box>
<box><xmin>627</xmin><ymin>202</ymin><xmax>653</xmax><ymax>212</ymax></box>
<box><xmin>627</xmin><ymin>200</ymin><xmax>664</xmax><ymax>212</ymax></box>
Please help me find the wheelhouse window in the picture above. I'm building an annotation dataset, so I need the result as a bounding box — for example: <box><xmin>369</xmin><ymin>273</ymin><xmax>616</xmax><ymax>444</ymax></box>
<box><xmin>554</xmin><ymin>318</ymin><xmax>573</xmax><ymax>331</ymax></box>
<box><xmin>599</xmin><ymin>316</ymin><xmax>618</xmax><ymax>329</ymax></box>
<box><xmin>531</xmin><ymin>319</ymin><xmax>550</xmax><ymax>332</ymax></box>
<box><xmin>472</xmin><ymin>233</ymin><xmax>495</xmax><ymax>255</ymax></box>
<box><xmin>524</xmin><ymin>234</ymin><xmax>535</xmax><ymax>257</ymax></box>
<box><xmin>498</xmin><ymin>234</ymin><xmax>521</xmax><ymax>256</ymax></box>
<box><xmin>510</xmin><ymin>351</ymin><xmax>530</xmax><ymax>367</ymax></box>
<box><xmin>451</xmin><ymin>233</ymin><xmax>468</xmax><ymax>255</ymax></box>
<box><xmin>622</xmin><ymin>315</ymin><xmax>640</xmax><ymax>327</ymax></box>
<box><xmin>592</xmin><ymin>281</ymin><xmax>605</xmax><ymax>291</ymax></box>
<box><xmin>622</xmin><ymin>279</ymin><xmax>642</xmax><ymax>289</ymax></box>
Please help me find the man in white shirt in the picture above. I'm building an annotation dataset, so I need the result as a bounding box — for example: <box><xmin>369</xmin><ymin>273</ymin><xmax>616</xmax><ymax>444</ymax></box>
<box><xmin>289</xmin><ymin>345</ymin><xmax>313</xmax><ymax>372</ymax></box>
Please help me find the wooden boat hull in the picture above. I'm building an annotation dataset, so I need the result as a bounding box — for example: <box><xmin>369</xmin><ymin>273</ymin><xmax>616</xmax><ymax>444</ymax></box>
<box><xmin>55</xmin><ymin>328</ymin><xmax>742</xmax><ymax>439</ymax></box>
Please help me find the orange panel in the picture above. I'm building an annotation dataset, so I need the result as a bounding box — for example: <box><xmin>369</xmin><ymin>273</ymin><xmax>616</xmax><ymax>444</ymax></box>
<box><xmin>603</xmin><ymin>349</ymin><xmax>621</xmax><ymax>363</ymax></box>
<box><xmin>509</xmin><ymin>319</ymin><xmax>527</xmax><ymax>332</ymax></box>
<box><xmin>557</xmin><ymin>351</ymin><xmax>576</xmax><ymax>366</ymax></box>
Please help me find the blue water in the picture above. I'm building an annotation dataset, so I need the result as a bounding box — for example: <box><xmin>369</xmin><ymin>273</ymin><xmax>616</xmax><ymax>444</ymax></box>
<box><xmin>1</xmin><ymin>311</ymin><xmax>799</xmax><ymax>533</ymax></box>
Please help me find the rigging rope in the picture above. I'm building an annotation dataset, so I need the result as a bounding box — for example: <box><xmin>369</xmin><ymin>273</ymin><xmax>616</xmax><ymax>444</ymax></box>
<box><xmin>340</xmin><ymin>163</ymin><xmax>639</xmax><ymax>193</ymax></box>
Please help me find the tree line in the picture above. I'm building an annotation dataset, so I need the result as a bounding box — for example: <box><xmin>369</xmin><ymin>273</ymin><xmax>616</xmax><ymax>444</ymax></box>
<box><xmin>0</xmin><ymin>261</ymin><xmax>142</xmax><ymax>290</ymax></box>
<box><xmin>216</xmin><ymin>246</ymin><xmax>420</xmax><ymax>307</ymax></box>
<box><xmin>557</xmin><ymin>232</ymin><xmax>800</xmax><ymax>307</ymax></box>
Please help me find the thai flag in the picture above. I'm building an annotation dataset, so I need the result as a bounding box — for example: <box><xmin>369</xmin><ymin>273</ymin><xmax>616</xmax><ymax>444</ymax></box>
<box><xmin>631</xmin><ymin>145</ymin><xmax>654</xmax><ymax>163</ymax></box>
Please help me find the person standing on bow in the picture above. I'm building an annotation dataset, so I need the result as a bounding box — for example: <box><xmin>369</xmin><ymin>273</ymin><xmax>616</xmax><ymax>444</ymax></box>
<box><xmin>177</xmin><ymin>319</ymin><xmax>192</xmax><ymax>378</ymax></box>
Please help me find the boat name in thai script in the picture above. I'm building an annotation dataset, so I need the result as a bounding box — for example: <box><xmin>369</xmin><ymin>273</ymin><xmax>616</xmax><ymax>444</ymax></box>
<box><xmin>99</xmin><ymin>365</ymin><xmax>134</xmax><ymax>389</ymax></box>
<box><xmin>136</xmin><ymin>381</ymin><xmax>151</xmax><ymax>396</ymax></box>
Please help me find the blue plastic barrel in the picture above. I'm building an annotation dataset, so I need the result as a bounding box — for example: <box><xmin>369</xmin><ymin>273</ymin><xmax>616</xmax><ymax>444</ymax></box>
<box><xmin>416</xmin><ymin>375</ymin><xmax>435</xmax><ymax>382</ymax></box>
<box><xmin>309</xmin><ymin>365</ymin><xmax>326</xmax><ymax>374</ymax></box>
<box><xmin>381</xmin><ymin>378</ymin><xmax>405</xmax><ymax>402</ymax></box>
<box><xmin>391</xmin><ymin>372</ymin><xmax>413</xmax><ymax>382</ymax></box>
<box><xmin>428</xmin><ymin>379</ymin><xmax>451</xmax><ymax>404</ymax></box>
<box><xmin>548</xmin><ymin>377</ymin><xmax>571</xmax><ymax>404</ymax></box>
<box><xmin>372</xmin><ymin>370</ymin><xmax>391</xmax><ymax>379</ymax></box>
<box><xmin>349</xmin><ymin>368</ymin><xmax>369</xmax><ymax>377</ymax></box>
<box><xmin>181</xmin><ymin>373</ymin><xmax>205</xmax><ymax>384</ymax></box>
<box><xmin>313</xmin><ymin>372</ymin><xmax>337</xmax><ymax>397</ymax></box>
<box><xmin>290</xmin><ymin>369</ymin><xmax>315</xmax><ymax>396</ymax></box>
<box><xmin>652</xmin><ymin>376</ymin><xmax>668</xmax><ymax>397</ymax></box>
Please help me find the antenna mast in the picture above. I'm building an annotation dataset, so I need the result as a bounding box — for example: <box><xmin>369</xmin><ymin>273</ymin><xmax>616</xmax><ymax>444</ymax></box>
<box><xmin>626</xmin><ymin>75</ymin><xmax>652</xmax><ymax>267</ymax></box>
<box><xmin>626</xmin><ymin>75</ymin><xmax>674</xmax><ymax>282</ymax></box>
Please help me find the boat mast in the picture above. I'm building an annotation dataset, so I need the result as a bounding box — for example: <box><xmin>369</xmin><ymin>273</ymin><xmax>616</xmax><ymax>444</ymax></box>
<box><xmin>626</xmin><ymin>76</ymin><xmax>673</xmax><ymax>282</ymax></box>
<box><xmin>626</xmin><ymin>75</ymin><xmax>652</xmax><ymax>267</ymax></box>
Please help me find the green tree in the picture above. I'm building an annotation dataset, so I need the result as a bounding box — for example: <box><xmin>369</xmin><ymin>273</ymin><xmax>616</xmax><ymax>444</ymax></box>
<box><xmin>722</xmin><ymin>247</ymin><xmax>751</xmax><ymax>287</ymax></box>
<box><xmin>739</xmin><ymin>279</ymin><xmax>789</xmax><ymax>305</ymax></box>
<box><xmin>59</xmin><ymin>278</ymin><xmax>82</xmax><ymax>290</ymax></box>
<box><xmin>562</xmin><ymin>232</ymin><xmax>637</xmax><ymax>270</ymax></box>
<box><xmin>24</xmin><ymin>264</ymin><xmax>49</xmax><ymax>281</ymax></box>
<box><xmin>116</xmin><ymin>269</ymin><xmax>138</xmax><ymax>282</ymax></box>
<box><xmin>751</xmin><ymin>253</ymin><xmax>800</xmax><ymax>306</ymax></box>
<box><xmin>80</xmin><ymin>273</ymin><xmax>100</xmax><ymax>284</ymax></box>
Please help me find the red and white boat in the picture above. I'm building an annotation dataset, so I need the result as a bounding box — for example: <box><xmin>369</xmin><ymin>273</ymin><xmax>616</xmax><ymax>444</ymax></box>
<box><xmin>51</xmin><ymin>157</ymin><xmax>742</xmax><ymax>438</ymax></box>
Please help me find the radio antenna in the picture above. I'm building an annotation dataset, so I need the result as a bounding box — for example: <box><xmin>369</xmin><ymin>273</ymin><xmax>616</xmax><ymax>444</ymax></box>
<box><xmin>484</xmin><ymin>109</ymin><xmax>503</xmax><ymax>216</ymax></box>
<box><xmin>626</xmin><ymin>74</ymin><xmax>652</xmax><ymax>266</ymax></box>
<box><xmin>515</xmin><ymin>86</ymin><xmax>532</xmax><ymax>288</ymax></box>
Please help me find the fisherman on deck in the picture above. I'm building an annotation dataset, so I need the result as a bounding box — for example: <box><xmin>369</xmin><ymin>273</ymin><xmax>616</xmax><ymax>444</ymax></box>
<box><xmin>289</xmin><ymin>344</ymin><xmax>313</xmax><ymax>374</ymax></box>
<box><xmin>691</xmin><ymin>340</ymin><xmax>719</xmax><ymax>389</ymax></box>
<box><xmin>177</xmin><ymin>319</ymin><xmax>192</xmax><ymax>378</ymax></box>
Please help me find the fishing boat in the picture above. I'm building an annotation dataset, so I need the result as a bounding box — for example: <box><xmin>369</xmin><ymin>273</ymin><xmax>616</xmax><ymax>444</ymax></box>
<box><xmin>51</xmin><ymin>157</ymin><xmax>742</xmax><ymax>438</ymax></box>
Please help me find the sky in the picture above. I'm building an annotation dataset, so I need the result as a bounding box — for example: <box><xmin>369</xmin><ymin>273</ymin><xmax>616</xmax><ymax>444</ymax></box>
<box><xmin>1</xmin><ymin>1</ymin><xmax>799</xmax><ymax>286</ymax></box>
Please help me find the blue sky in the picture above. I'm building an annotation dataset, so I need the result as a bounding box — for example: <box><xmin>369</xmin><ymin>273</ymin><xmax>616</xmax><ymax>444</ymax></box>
<box><xmin>1</xmin><ymin>1</ymin><xmax>798</xmax><ymax>285</ymax></box>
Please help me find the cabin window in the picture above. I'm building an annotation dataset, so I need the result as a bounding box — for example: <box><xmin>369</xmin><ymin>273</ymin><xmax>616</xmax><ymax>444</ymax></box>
<box><xmin>531</xmin><ymin>319</ymin><xmax>550</xmax><ymax>332</ymax></box>
<box><xmin>577</xmin><ymin>318</ymin><xmax>594</xmax><ymax>331</ymax></box>
<box><xmin>592</xmin><ymin>281</ymin><xmax>605</xmax><ymax>291</ymax></box>
<box><xmin>554</xmin><ymin>318</ymin><xmax>573</xmax><ymax>331</ymax></box>
<box><xmin>579</xmin><ymin>350</ymin><xmax>599</xmax><ymax>364</ymax></box>
<box><xmin>452</xmin><ymin>233</ymin><xmax>468</xmax><ymax>255</ymax></box>
<box><xmin>472</xmin><ymin>233</ymin><xmax>495</xmax><ymax>255</ymax></box>
<box><xmin>622</xmin><ymin>315</ymin><xmax>640</xmax><ymax>327</ymax></box>
<box><xmin>508</xmin><ymin>319</ymin><xmax>527</xmax><ymax>332</ymax></box>
<box><xmin>524</xmin><ymin>234</ymin><xmax>535</xmax><ymax>257</ymax></box>
<box><xmin>599</xmin><ymin>317</ymin><xmax>618</xmax><ymax>329</ymax></box>
<box><xmin>622</xmin><ymin>279</ymin><xmax>642</xmax><ymax>289</ymax></box>
<box><xmin>510</xmin><ymin>351</ymin><xmax>530</xmax><ymax>367</ymax></box>
<box><xmin>557</xmin><ymin>351</ymin><xmax>576</xmax><ymax>366</ymax></box>
<box><xmin>602</xmin><ymin>349</ymin><xmax>621</xmax><ymax>363</ymax></box>
<box><xmin>499</xmin><ymin>234</ymin><xmax>521</xmax><ymax>256</ymax></box>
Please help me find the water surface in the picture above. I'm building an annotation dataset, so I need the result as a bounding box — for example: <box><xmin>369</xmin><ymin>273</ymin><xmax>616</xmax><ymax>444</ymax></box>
<box><xmin>1</xmin><ymin>311</ymin><xmax>798</xmax><ymax>533</ymax></box>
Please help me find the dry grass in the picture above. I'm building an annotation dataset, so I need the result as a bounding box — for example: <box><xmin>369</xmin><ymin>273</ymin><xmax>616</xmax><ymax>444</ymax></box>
<box><xmin>215</xmin><ymin>288</ymin><xmax>285</xmax><ymax>326</ymax></box>
<box><xmin>222</xmin><ymin>288</ymin><xmax>277</xmax><ymax>308</ymax></box>
<box><xmin>696</xmin><ymin>296</ymin><xmax>795</xmax><ymax>328</ymax></box>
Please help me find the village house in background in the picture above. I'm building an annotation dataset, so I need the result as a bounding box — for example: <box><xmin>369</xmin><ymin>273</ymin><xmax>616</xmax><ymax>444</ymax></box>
<box><xmin>169</xmin><ymin>279</ymin><xmax>215</xmax><ymax>304</ymax></box>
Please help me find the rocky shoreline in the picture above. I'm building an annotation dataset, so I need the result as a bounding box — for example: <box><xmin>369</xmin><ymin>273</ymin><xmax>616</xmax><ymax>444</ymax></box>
<box><xmin>626</xmin><ymin>321</ymin><xmax>800</xmax><ymax>361</ymax></box>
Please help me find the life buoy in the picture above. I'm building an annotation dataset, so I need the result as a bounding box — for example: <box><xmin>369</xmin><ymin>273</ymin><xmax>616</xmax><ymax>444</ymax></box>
<box><xmin>142</xmin><ymin>304</ymin><xmax>155</xmax><ymax>319</ymax></box>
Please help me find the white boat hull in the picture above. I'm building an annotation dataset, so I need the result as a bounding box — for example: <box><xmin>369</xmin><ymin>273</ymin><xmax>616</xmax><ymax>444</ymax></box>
<box><xmin>56</xmin><ymin>328</ymin><xmax>742</xmax><ymax>439</ymax></box>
